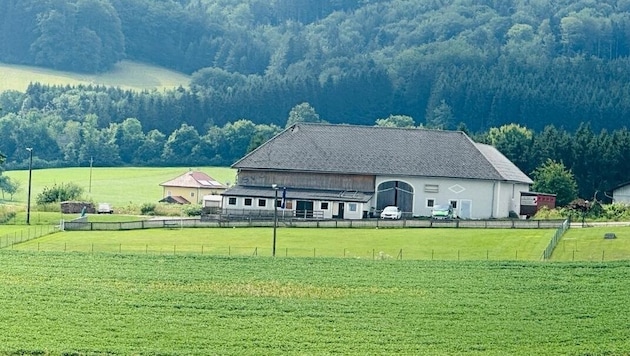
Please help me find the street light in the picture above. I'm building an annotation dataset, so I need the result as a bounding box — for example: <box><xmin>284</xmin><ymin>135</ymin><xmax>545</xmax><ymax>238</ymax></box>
<box><xmin>272</xmin><ymin>184</ymin><xmax>278</xmax><ymax>257</ymax></box>
<box><xmin>26</xmin><ymin>147</ymin><xmax>33</xmax><ymax>225</ymax></box>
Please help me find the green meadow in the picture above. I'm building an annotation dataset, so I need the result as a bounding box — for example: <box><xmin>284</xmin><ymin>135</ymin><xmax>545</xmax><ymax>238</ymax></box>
<box><xmin>3</xmin><ymin>166</ymin><xmax>236</xmax><ymax>208</ymax></box>
<box><xmin>0</xmin><ymin>60</ymin><xmax>190</xmax><ymax>92</ymax></box>
<box><xmin>12</xmin><ymin>227</ymin><xmax>552</xmax><ymax>260</ymax></box>
<box><xmin>0</xmin><ymin>251</ymin><xmax>628</xmax><ymax>355</ymax></box>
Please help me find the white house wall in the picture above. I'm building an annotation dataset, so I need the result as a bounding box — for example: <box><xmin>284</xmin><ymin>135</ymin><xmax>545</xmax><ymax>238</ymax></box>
<box><xmin>613</xmin><ymin>185</ymin><xmax>630</xmax><ymax>204</ymax></box>
<box><xmin>375</xmin><ymin>176</ymin><xmax>529</xmax><ymax>219</ymax></box>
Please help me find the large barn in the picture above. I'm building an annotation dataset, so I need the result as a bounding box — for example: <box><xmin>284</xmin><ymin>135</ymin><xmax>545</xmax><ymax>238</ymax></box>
<box><xmin>221</xmin><ymin>123</ymin><xmax>533</xmax><ymax>219</ymax></box>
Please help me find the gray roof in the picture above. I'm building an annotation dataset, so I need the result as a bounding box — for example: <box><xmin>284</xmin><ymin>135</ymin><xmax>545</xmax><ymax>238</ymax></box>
<box><xmin>233</xmin><ymin>123</ymin><xmax>533</xmax><ymax>184</ymax></box>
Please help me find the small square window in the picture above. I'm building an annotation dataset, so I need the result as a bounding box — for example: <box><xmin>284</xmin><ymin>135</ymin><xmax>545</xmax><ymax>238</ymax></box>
<box><xmin>321</xmin><ymin>202</ymin><xmax>329</xmax><ymax>210</ymax></box>
<box><xmin>276</xmin><ymin>199</ymin><xmax>282</xmax><ymax>208</ymax></box>
<box><xmin>244</xmin><ymin>198</ymin><xmax>252</xmax><ymax>206</ymax></box>
<box><xmin>258</xmin><ymin>199</ymin><xmax>266</xmax><ymax>207</ymax></box>
<box><xmin>191</xmin><ymin>192</ymin><xmax>195</xmax><ymax>197</ymax></box>
<box><xmin>228</xmin><ymin>197</ymin><xmax>237</xmax><ymax>205</ymax></box>
<box><xmin>349</xmin><ymin>203</ymin><xmax>357</xmax><ymax>212</ymax></box>
<box><xmin>426</xmin><ymin>199</ymin><xmax>435</xmax><ymax>208</ymax></box>
<box><xmin>450</xmin><ymin>200</ymin><xmax>458</xmax><ymax>209</ymax></box>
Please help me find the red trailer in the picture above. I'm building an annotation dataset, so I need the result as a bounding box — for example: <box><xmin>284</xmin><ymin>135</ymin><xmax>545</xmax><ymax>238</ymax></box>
<box><xmin>519</xmin><ymin>192</ymin><xmax>556</xmax><ymax>218</ymax></box>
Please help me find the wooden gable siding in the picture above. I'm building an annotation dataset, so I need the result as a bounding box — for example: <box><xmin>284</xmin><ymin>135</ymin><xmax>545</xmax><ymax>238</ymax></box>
<box><xmin>237</xmin><ymin>170</ymin><xmax>375</xmax><ymax>191</ymax></box>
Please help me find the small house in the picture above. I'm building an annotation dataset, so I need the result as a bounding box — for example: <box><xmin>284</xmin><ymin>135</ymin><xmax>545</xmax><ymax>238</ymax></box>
<box><xmin>160</xmin><ymin>171</ymin><xmax>227</xmax><ymax>204</ymax></box>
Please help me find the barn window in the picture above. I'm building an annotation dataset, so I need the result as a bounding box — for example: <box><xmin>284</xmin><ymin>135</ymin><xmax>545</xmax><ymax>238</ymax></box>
<box><xmin>349</xmin><ymin>203</ymin><xmax>357</xmax><ymax>212</ymax></box>
<box><xmin>426</xmin><ymin>199</ymin><xmax>435</xmax><ymax>208</ymax></box>
<box><xmin>424</xmin><ymin>184</ymin><xmax>439</xmax><ymax>193</ymax></box>
<box><xmin>258</xmin><ymin>199</ymin><xmax>266</xmax><ymax>207</ymax></box>
<box><xmin>244</xmin><ymin>198</ymin><xmax>252</xmax><ymax>206</ymax></box>
<box><xmin>190</xmin><ymin>192</ymin><xmax>195</xmax><ymax>197</ymax></box>
<box><xmin>228</xmin><ymin>197</ymin><xmax>237</xmax><ymax>205</ymax></box>
<box><xmin>449</xmin><ymin>200</ymin><xmax>458</xmax><ymax>209</ymax></box>
<box><xmin>321</xmin><ymin>202</ymin><xmax>329</xmax><ymax>210</ymax></box>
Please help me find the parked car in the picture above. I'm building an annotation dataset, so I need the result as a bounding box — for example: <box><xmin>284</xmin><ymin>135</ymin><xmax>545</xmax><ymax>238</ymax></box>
<box><xmin>380</xmin><ymin>206</ymin><xmax>402</xmax><ymax>219</ymax></box>
<box><xmin>97</xmin><ymin>203</ymin><xmax>114</xmax><ymax>214</ymax></box>
<box><xmin>431</xmin><ymin>204</ymin><xmax>454</xmax><ymax>219</ymax></box>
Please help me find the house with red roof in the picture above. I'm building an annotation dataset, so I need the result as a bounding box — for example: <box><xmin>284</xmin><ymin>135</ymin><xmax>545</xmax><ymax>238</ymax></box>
<box><xmin>159</xmin><ymin>171</ymin><xmax>227</xmax><ymax>204</ymax></box>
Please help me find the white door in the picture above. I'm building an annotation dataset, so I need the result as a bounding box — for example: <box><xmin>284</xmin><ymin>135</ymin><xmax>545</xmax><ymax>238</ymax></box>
<box><xmin>460</xmin><ymin>200</ymin><xmax>472</xmax><ymax>219</ymax></box>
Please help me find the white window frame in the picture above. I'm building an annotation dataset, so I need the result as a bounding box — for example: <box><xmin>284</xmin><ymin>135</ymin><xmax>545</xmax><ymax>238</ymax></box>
<box><xmin>426</xmin><ymin>198</ymin><xmax>435</xmax><ymax>208</ymax></box>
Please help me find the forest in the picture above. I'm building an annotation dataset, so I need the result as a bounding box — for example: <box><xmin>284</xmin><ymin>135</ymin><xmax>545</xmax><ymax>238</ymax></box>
<box><xmin>2</xmin><ymin>0</ymin><xmax>630</xmax><ymax>202</ymax></box>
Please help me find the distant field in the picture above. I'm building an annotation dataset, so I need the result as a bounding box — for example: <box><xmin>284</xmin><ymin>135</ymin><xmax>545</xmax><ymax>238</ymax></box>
<box><xmin>12</xmin><ymin>227</ymin><xmax>553</xmax><ymax>260</ymax></box>
<box><xmin>0</xmin><ymin>60</ymin><xmax>190</xmax><ymax>92</ymax></box>
<box><xmin>0</xmin><ymin>251</ymin><xmax>628</xmax><ymax>354</ymax></box>
<box><xmin>3</xmin><ymin>166</ymin><xmax>236</xmax><ymax>208</ymax></box>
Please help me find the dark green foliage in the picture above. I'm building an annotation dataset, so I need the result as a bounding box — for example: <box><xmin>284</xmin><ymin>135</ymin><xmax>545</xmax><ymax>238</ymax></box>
<box><xmin>182</xmin><ymin>204</ymin><xmax>203</xmax><ymax>217</ymax></box>
<box><xmin>5</xmin><ymin>0</ymin><xmax>630</xmax><ymax>203</ymax></box>
<box><xmin>140</xmin><ymin>203</ymin><xmax>156</xmax><ymax>215</ymax></box>
<box><xmin>531</xmin><ymin>159</ymin><xmax>579</xmax><ymax>207</ymax></box>
<box><xmin>35</xmin><ymin>182</ymin><xmax>84</xmax><ymax>204</ymax></box>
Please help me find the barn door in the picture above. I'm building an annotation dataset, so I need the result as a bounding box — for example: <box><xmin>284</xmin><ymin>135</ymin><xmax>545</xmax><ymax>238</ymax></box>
<box><xmin>460</xmin><ymin>200</ymin><xmax>472</xmax><ymax>219</ymax></box>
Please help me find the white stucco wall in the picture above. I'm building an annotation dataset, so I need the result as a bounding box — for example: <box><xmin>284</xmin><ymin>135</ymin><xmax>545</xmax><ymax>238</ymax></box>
<box><xmin>375</xmin><ymin>176</ymin><xmax>530</xmax><ymax>219</ymax></box>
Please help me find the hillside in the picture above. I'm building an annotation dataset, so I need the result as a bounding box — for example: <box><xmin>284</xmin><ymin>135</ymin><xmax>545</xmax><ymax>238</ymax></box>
<box><xmin>0</xmin><ymin>60</ymin><xmax>190</xmax><ymax>92</ymax></box>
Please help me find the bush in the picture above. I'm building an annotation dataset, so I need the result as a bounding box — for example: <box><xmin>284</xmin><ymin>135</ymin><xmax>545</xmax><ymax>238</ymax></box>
<box><xmin>183</xmin><ymin>204</ymin><xmax>203</xmax><ymax>217</ymax></box>
<box><xmin>36</xmin><ymin>182</ymin><xmax>84</xmax><ymax>205</ymax></box>
<box><xmin>140</xmin><ymin>203</ymin><xmax>157</xmax><ymax>215</ymax></box>
<box><xmin>0</xmin><ymin>205</ymin><xmax>17</xmax><ymax>224</ymax></box>
<box><xmin>601</xmin><ymin>203</ymin><xmax>630</xmax><ymax>221</ymax></box>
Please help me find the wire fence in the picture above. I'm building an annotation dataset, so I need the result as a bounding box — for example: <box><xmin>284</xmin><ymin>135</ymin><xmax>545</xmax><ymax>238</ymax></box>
<box><xmin>0</xmin><ymin>225</ymin><xmax>60</xmax><ymax>249</ymax></box>
<box><xmin>541</xmin><ymin>218</ymin><xmax>571</xmax><ymax>260</ymax></box>
<box><xmin>10</xmin><ymin>242</ymin><xmax>547</xmax><ymax>261</ymax></box>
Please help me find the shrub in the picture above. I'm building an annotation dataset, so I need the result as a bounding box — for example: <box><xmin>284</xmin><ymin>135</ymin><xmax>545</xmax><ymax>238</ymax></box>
<box><xmin>183</xmin><ymin>204</ymin><xmax>203</xmax><ymax>217</ymax></box>
<box><xmin>140</xmin><ymin>203</ymin><xmax>157</xmax><ymax>215</ymax></box>
<box><xmin>601</xmin><ymin>203</ymin><xmax>630</xmax><ymax>221</ymax></box>
<box><xmin>36</xmin><ymin>182</ymin><xmax>83</xmax><ymax>205</ymax></box>
<box><xmin>0</xmin><ymin>205</ymin><xmax>17</xmax><ymax>224</ymax></box>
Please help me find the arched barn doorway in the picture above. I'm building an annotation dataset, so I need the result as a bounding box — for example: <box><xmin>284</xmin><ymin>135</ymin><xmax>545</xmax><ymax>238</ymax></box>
<box><xmin>377</xmin><ymin>181</ymin><xmax>414</xmax><ymax>214</ymax></box>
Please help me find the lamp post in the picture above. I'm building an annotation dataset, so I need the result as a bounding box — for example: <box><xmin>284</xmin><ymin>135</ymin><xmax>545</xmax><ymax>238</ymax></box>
<box><xmin>26</xmin><ymin>147</ymin><xmax>33</xmax><ymax>225</ymax></box>
<box><xmin>272</xmin><ymin>184</ymin><xmax>278</xmax><ymax>257</ymax></box>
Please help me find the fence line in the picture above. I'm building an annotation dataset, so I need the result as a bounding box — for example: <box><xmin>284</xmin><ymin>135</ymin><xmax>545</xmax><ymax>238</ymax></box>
<box><xmin>11</xmin><ymin>243</ymin><xmax>544</xmax><ymax>261</ymax></box>
<box><xmin>541</xmin><ymin>217</ymin><xmax>571</xmax><ymax>260</ymax></box>
<box><xmin>0</xmin><ymin>225</ymin><xmax>59</xmax><ymax>249</ymax></box>
<box><xmin>62</xmin><ymin>218</ymin><xmax>567</xmax><ymax>231</ymax></box>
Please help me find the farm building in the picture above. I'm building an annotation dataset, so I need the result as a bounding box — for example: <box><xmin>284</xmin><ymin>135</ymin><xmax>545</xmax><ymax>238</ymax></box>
<box><xmin>612</xmin><ymin>182</ymin><xmax>630</xmax><ymax>204</ymax></box>
<box><xmin>221</xmin><ymin>123</ymin><xmax>533</xmax><ymax>219</ymax></box>
<box><xmin>160</xmin><ymin>171</ymin><xmax>227</xmax><ymax>204</ymax></box>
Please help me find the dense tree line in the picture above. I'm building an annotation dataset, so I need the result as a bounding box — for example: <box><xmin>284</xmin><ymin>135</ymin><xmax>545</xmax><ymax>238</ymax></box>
<box><xmin>1</xmin><ymin>93</ymin><xmax>629</xmax><ymax>204</ymax></box>
<box><xmin>3</xmin><ymin>0</ymin><xmax>630</xmax><ymax>203</ymax></box>
<box><xmin>3</xmin><ymin>1</ymin><xmax>630</xmax><ymax>131</ymax></box>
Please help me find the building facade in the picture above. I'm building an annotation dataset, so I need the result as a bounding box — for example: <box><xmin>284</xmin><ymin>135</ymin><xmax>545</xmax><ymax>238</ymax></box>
<box><xmin>222</xmin><ymin>123</ymin><xmax>533</xmax><ymax>219</ymax></box>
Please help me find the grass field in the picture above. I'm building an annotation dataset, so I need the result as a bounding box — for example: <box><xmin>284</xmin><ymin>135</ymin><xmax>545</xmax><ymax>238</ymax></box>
<box><xmin>0</xmin><ymin>251</ymin><xmax>628</xmax><ymax>354</ymax></box>
<box><xmin>11</xmin><ymin>227</ymin><xmax>553</xmax><ymax>261</ymax></box>
<box><xmin>553</xmin><ymin>226</ymin><xmax>630</xmax><ymax>261</ymax></box>
<box><xmin>0</xmin><ymin>60</ymin><xmax>190</xmax><ymax>92</ymax></box>
<box><xmin>3</xmin><ymin>166</ymin><xmax>236</xmax><ymax>209</ymax></box>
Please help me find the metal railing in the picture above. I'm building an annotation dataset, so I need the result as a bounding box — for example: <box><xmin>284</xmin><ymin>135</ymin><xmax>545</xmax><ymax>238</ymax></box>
<box><xmin>62</xmin><ymin>217</ymin><xmax>567</xmax><ymax>231</ymax></box>
<box><xmin>541</xmin><ymin>217</ymin><xmax>571</xmax><ymax>260</ymax></box>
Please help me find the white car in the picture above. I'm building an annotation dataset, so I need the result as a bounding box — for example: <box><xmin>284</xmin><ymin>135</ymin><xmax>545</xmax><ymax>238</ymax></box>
<box><xmin>380</xmin><ymin>206</ymin><xmax>402</xmax><ymax>219</ymax></box>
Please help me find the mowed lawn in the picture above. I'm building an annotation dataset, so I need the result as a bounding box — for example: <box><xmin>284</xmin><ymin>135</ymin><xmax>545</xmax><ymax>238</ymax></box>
<box><xmin>13</xmin><ymin>227</ymin><xmax>553</xmax><ymax>261</ymax></box>
<box><xmin>0</xmin><ymin>251</ymin><xmax>629</xmax><ymax>355</ymax></box>
<box><xmin>553</xmin><ymin>226</ymin><xmax>630</xmax><ymax>261</ymax></box>
<box><xmin>4</xmin><ymin>166</ymin><xmax>236</xmax><ymax>207</ymax></box>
